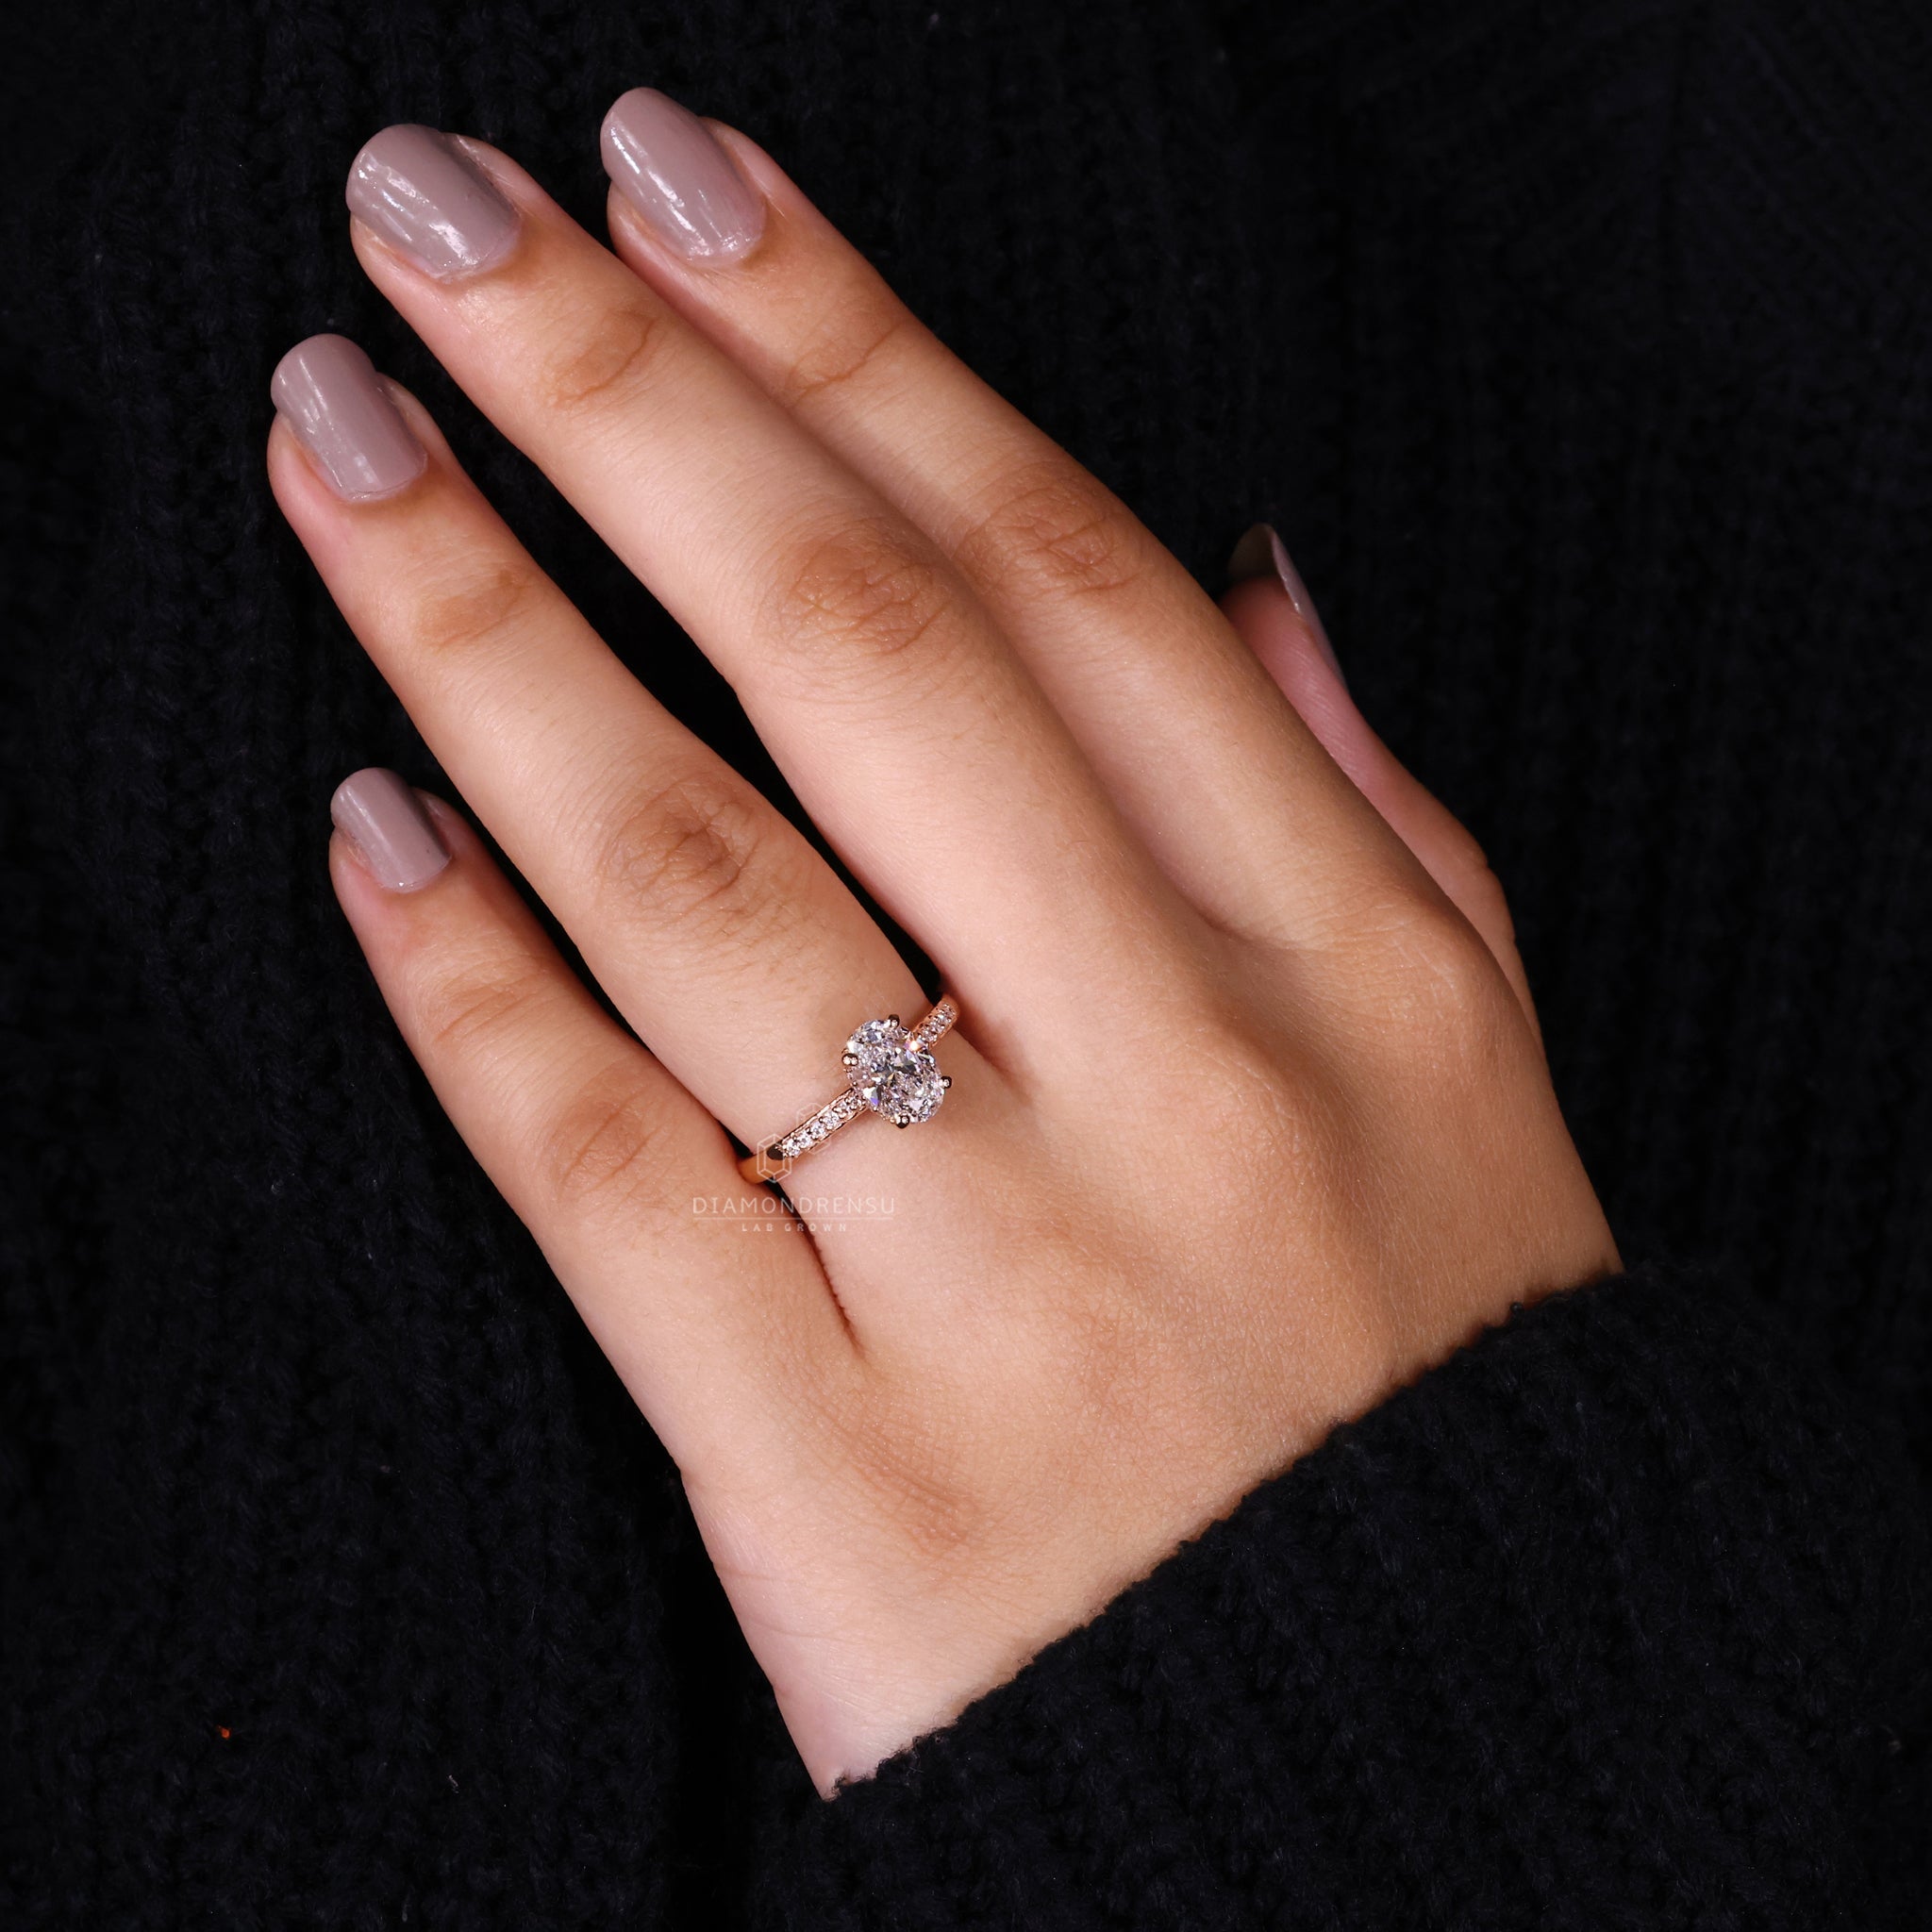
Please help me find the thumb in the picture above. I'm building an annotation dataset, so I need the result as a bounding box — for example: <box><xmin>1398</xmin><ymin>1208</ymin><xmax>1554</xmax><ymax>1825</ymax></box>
<box><xmin>1222</xmin><ymin>524</ymin><xmax>1541</xmax><ymax>1046</ymax></box>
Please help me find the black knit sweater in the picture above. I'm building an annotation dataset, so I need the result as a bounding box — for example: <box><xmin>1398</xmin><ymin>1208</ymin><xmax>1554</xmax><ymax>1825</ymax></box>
<box><xmin>3</xmin><ymin>1</ymin><xmax>1929</xmax><ymax>1924</ymax></box>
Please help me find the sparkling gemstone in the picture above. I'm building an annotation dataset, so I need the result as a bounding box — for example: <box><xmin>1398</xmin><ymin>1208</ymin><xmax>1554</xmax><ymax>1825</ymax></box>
<box><xmin>843</xmin><ymin>1016</ymin><xmax>947</xmax><ymax>1126</ymax></box>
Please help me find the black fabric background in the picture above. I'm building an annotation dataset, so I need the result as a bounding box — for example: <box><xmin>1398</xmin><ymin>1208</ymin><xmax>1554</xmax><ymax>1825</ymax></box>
<box><xmin>2</xmin><ymin>0</ymin><xmax>1928</xmax><ymax>1924</ymax></box>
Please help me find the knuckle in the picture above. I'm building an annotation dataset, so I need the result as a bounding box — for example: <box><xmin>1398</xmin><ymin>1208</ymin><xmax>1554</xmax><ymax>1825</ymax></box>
<box><xmin>772</xmin><ymin>302</ymin><xmax>912</xmax><ymax>414</ymax></box>
<box><xmin>413</xmin><ymin>953</ymin><xmax>552</xmax><ymax>1064</ymax></box>
<box><xmin>539</xmin><ymin>299</ymin><xmax>672</xmax><ymax>414</ymax></box>
<box><xmin>766</xmin><ymin>517</ymin><xmax>952</xmax><ymax>674</ymax></box>
<box><xmin>1459</xmin><ymin>871</ymin><xmax>1518</xmax><ymax>961</ymax></box>
<box><xmin>1443</xmin><ymin>830</ymin><xmax>1518</xmax><ymax>947</ymax></box>
<box><xmin>838</xmin><ymin>1392</ymin><xmax>989</xmax><ymax>1568</ymax></box>
<box><xmin>537</xmin><ymin>1067</ymin><xmax>676</xmax><ymax>1219</ymax></box>
<box><xmin>1435</xmin><ymin>813</ymin><xmax>1492</xmax><ymax>884</ymax></box>
<box><xmin>1380</xmin><ymin>899</ymin><xmax>1522</xmax><ymax>1066</ymax></box>
<box><xmin>954</xmin><ymin>462</ymin><xmax>1147</xmax><ymax>605</ymax></box>
<box><xmin>1102</xmin><ymin>981</ymin><xmax>1331</xmax><ymax>1211</ymax></box>
<box><xmin>592</xmin><ymin>767</ymin><xmax>776</xmax><ymax>940</ymax></box>
<box><xmin>406</xmin><ymin>558</ymin><xmax>545</xmax><ymax>658</ymax></box>
<box><xmin>1176</xmin><ymin>1016</ymin><xmax>1327</xmax><ymax>1190</ymax></box>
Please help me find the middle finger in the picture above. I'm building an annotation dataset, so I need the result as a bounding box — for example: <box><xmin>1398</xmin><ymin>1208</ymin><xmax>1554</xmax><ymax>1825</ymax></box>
<box><xmin>344</xmin><ymin>125</ymin><xmax>1191</xmax><ymax>1059</ymax></box>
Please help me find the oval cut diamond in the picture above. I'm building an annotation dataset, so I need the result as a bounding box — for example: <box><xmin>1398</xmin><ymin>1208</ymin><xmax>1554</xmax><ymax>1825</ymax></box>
<box><xmin>842</xmin><ymin>1017</ymin><xmax>948</xmax><ymax>1126</ymax></box>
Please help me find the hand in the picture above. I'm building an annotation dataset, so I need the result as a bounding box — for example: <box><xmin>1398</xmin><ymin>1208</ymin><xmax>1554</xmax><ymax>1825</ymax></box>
<box><xmin>268</xmin><ymin>95</ymin><xmax>1619</xmax><ymax>1792</ymax></box>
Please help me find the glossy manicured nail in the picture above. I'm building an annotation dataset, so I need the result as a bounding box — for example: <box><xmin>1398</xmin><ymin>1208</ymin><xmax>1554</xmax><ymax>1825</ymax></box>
<box><xmin>346</xmin><ymin>125</ymin><xmax>521</xmax><ymax>281</ymax></box>
<box><xmin>271</xmin><ymin>335</ymin><xmax>427</xmax><ymax>502</ymax></box>
<box><xmin>330</xmin><ymin>769</ymin><xmax>451</xmax><ymax>891</ymax></box>
<box><xmin>600</xmin><ymin>87</ymin><xmax>766</xmax><ymax>263</ymax></box>
<box><xmin>1228</xmin><ymin>522</ymin><xmax>1347</xmax><ymax>691</ymax></box>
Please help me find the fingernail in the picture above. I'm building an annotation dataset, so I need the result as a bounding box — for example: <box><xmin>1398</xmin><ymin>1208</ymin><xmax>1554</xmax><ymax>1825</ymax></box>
<box><xmin>330</xmin><ymin>768</ymin><xmax>451</xmax><ymax>891</ymax></box>
<box><xmin>1227</xmin><ymin>522</ymin><xmax>1347</xmax><ymax>691</ymax></box>
<box><xmin>271</xmin><ymin>335</ymin><xmax>427</xmax><ymax>502</ymax></box>
<box><xmin>346</xmin><ymin>125</ymin><xmax>521</xmax><ymax>281</ymax></box>
<box><xmin>599</xmin><ymin>88</ymin><xmax>766</xmax><ymax>263</ymax></box>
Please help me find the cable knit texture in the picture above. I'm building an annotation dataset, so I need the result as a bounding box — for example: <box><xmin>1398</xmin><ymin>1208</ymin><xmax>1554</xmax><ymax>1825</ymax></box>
<box><xmin>1</xmin><ymin>0</ymin><xmax>1928</xmax><ymax>1925</ymax></box>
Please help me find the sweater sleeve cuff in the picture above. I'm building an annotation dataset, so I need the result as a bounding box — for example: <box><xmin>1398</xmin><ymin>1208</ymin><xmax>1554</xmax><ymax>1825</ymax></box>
<box><xmin>758</xmin><ymin>1260</ymin><xmax>1930</xmax><ymax>1929</ymax></box>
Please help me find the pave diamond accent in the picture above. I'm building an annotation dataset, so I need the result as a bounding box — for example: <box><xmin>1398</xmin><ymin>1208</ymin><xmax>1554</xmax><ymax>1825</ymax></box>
<box><xmin>770</xmin><ymin>1087</ymin><xmax>867</xmax><ymax>1162</ymax></box>
<box><xmin>906</xmin><ymin>998</ymin><xmax>958</xmax><ymax>1052</ymax></box>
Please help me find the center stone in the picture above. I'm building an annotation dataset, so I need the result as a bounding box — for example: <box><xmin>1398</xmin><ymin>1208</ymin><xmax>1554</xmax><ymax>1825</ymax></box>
<box><xmin>843</xmin><ymin>1017</ymin><xmax>948</xmax><ymax>1127</ymax></box>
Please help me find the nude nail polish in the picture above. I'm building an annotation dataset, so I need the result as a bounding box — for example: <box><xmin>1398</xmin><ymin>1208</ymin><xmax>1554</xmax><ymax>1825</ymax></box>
<box><xmin>346</xmin><ymin>125</ymin><xmax>521</xmax><ymax>281</ymax></box>
<box><xmin>599</xmin><ymin>88</ymin><xmax>766</xmax><ymax>263</ymax></box>
<box><xmin>1227</xmin><ymin>522</ymin><xmax>1347</xmax><ymax>691</ymax></box>
<box><xmin>271</xmin><ymin>335</ymin><xmax>427</xmax><ymax>502</ymax></box>
<box><xmin>330</xmin><ymin>769</ymin><xmax>451</xmax><ymax>891</ymax></box>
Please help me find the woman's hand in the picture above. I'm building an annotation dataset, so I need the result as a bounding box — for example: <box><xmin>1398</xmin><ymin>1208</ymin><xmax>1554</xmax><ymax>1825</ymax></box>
<box><xmin>267</xmin><ymin>93</ymin><xmax>1619</xmax><ymax>1792</ymax></box>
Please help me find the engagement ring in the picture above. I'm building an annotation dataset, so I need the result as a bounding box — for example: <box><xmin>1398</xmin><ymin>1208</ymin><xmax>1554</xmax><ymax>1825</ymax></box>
<box><xmin>740</xmin><ymin>997</ymin><xmax>958</xmax><ymax>1182</ymax></box>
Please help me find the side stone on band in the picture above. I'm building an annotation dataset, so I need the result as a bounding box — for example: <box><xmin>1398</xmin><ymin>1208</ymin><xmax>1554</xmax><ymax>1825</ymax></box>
<box><xmin>740</xmin><ymin>997</ymin><xmax>958</xmax><ymax>1184</ymax></box>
